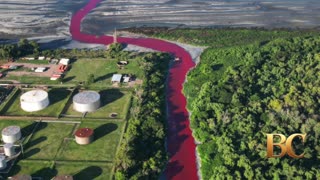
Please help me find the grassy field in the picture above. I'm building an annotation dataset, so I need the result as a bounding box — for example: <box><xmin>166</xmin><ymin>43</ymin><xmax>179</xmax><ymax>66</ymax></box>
<box><xmin>15</xmin><ymin>60</ymin><xmax>50</xmax><ymax>65</ymax></box>
<box><xmin>8</xmin><ymin>161</ymin><xmax>113</xmax><ymax>180</ymax></box>
<box><xmin>24</xmin><ymin>122</ymin><xmax>76</xmax><ymax>160</ymax></box>
<box><xmin>1</xmin><ymin>119</ymin><xmax>124</xmax><ymax>179</ymax></box>
<box><xmin>64</xmin><ymin>89</ymin><xmax>131</xmax><ymax>119</ymax></box>
<box><xmin>56</xmin><ymin>120</ymin><xmax>125</xmax><ymax>161</ymax></box>
<box><xmin>64</xmin><ymin>58</ymin><xmax>143</xmax><ymax>86</ymax></box>
<box><xmin>5</xmin><ymin>76</ymin><xmax>59</xmax><ymax>85</ymax></box>
<box><xmin>4</xmin><ymin>88</ymin><xmax>71</xmax><ymax>117</ymax></box>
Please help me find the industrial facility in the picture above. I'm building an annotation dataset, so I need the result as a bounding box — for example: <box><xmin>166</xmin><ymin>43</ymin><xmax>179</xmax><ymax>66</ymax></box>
<box><xmin>73</xmin><ymin>91</ymin><xmax>100</xmax><ymax>113</ymax></box>
<box><xmin>4</xmin><ymin>143</ymin><xmax>15</xmax><ymax>157</ymax></box>
<box><xmin>20</xmin><ymin>90</ymin><xmax>49</xmax><ymax>112</ymax></box>
<box><xmin>0</xmin><ymin>125</ymin><xmax>23</xmax><ymax>174</ymax></box>
<box><xmin>75</xmin><ymin>128</ymin><xmax>94</xmax><ymax>145</ymax></box>
<box><xmin>2</xmin><ymin>126</ymin><xmax>21</xmax><ymax>144</ymax></box>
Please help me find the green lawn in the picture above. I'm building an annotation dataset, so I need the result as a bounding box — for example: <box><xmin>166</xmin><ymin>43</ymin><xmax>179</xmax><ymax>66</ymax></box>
<box><xmin>64</xmin><ymin>58</ymin><xmax>143</xmax><ymax>86</ymax></box>
<box><xmin>8</xmin><ymin>161</ymin><xmax>54</xmax><ymax>179</ymax></box>
<box><xmin>24</xmin><ymin>122</ymin><xmax>75</xmax><ymax>160</ymax></box>
<box><xmin>4</xmin><ymin>88</ymin><xmax>71</xmax><ymax>117</ymax></box>
<box><xmin>64</xmin><ymin>89</ymin><xmax>131</xmax><ymax>119</ymax></box>
<box><xmin>56</xmin><ymin>120</ymin><xmax>125</xmax><ymax>162</ymax></box>
<box><xmin>55</xmin><ymin>162</ymin><xmax>113</xmax><ymax>180</ymax></box>
<box><xmin>15</xmin><ymin>60</ymin><xmax>50</xmax><ymax>65</ymax></box>
<box><xmin>8</xmin><ymin>161</ymin><xmax>113</xmax><ymax>180</ymax></box>
<box><xmin>4</xmin><ymin>120</ymin><xmax>121</xmax><ymax>179</ymax></box>
<box><xmin>5</xmin><ymin>76</ymin><xmax>59</xmax><ymax>85</ymax></box>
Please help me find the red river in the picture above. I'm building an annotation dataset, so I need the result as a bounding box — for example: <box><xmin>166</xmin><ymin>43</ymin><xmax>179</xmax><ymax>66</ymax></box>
<box><xmin>70</xmin><ymin>0</ymin><xmax>198</xmax><ymax>179</ymax></box>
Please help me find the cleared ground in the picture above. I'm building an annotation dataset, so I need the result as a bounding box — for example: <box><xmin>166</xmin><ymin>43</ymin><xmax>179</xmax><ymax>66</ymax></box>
<box><xmin>64</xmin><ymin>58</ymin><xmax>143</xmax><ymax>86</ymax></box>
<box><xmin>56</xmin><ymin>121</ymin><xmax>125</xmax><ymax>161</ymax></box>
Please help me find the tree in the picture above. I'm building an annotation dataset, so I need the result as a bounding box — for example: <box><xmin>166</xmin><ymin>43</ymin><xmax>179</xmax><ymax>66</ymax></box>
<box><xmin>85</xmin><ymin>74</ymin><xmax>95</xmax><ymax>87</ymax></box>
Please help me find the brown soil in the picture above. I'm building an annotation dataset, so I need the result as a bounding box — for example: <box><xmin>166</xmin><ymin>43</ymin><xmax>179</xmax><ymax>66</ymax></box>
<box><xmin>3</xmin><ymin>62</ymin><xmax>60</xmax><ymax>77</ymax></box>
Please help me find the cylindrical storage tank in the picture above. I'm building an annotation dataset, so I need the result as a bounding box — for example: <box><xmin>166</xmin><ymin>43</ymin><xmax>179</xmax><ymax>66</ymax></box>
<box><xmin>75</xmin><ymin>128</ymin><xmax>94</xmax><ymax>145</ymax></box>
<box><xmin>0</xmin><ymin>155</ymin><xmax>6</xmax><ymax>170</ymax></box>
<box><xmin>20</xmin><ymin>89</ymin><xmax>49</xmax><ymax>112</ymax></box>
<box><xmin>4</xmin><ymin>143</ymin><xmax>15</xmax><ymax>157</ymax></box>
<box><xmin>73</xmin><ymin>91</ymin><xmax>100</xmax><ymax>113</ymax></box>
<box><xmin>2</xmin><ymin>126</ymin><xmax>21</xmax><ymax>143</ymax></box>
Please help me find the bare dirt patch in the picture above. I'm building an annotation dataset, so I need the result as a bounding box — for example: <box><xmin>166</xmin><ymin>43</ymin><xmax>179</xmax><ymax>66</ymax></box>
<box><xmin>3</xmin><ymin>62</ymin><xmax>60</xmax><ymax>77</ymax></box>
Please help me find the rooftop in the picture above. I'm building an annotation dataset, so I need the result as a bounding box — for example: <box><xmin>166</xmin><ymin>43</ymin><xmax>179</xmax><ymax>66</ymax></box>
<box><xmin>20</xmin><ymin>90</ymin><xmax>48</xmax><ymax>103</ymax></box>
<box><xmin>2</xmin><ymin>126</ymin><xmax>20</xmax><ymax>136</ymax></box>
<box><xmin>75</xmin><ymin>128</ymin><xmax>93</xmax><ymax>138</ymax></box>
<box><xmin>73</xmin><ymin>91</ymin><xmax>100</xmax><ymax>104</ymax></box>
<box><xmin>111</xmin><ymin>74</ymin><xmax>122</xmax><ymax>82</ymax></box>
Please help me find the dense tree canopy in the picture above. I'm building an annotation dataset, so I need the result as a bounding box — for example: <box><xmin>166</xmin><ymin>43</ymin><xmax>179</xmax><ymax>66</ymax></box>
<box><xmin>186</xmin><ymin>36</ymin><xmax>320</xmax><ymax>179</ymax></box>
<box><xmin>115</xmin><ymin>52</ymin><xmax>170</xmax><ymax>179</ymax></box>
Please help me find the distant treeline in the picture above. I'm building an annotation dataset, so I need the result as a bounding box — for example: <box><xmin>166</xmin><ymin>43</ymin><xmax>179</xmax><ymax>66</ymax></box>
<box><xmin>0</xmin><ymin>39</ymin><xmax>109</xmax><ymax>60</ymax></box>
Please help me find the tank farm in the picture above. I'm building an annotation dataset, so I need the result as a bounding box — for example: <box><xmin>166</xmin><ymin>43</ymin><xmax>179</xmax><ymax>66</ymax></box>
<box><xmin>70</xmin><ymin>0</ymin><xmax>199</xmax><ymax>179</ymax></box>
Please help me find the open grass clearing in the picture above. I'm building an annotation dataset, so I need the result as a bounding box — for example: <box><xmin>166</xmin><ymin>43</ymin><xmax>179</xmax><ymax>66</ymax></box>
<box><xmin>56</xmin><ymin>120</ymin><xmax>125</xmax><ymax>162</ymax></box>
<box><xmin>23</xmin><ymin>122</ymin><xmax>75</xmax><ymax>160</ymax></box>
<box><xmin>64</xmin><ymin>58</ymin><xmax>143</xmax><ymax>86</ymax></box>
<box><xmin>8</xmin><ymin>161</ymin><xmax>113</xmax><ymax>180</ymax></box>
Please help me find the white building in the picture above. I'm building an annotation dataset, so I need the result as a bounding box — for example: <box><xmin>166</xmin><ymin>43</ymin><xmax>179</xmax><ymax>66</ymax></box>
<box><xmin>111</xmin><ymin>74</ymin><xmax>122</xmax><ymax>83</ymax></box>
<box><xmin>59</xmin><ymin>58</ymin><xmax>70</xmax><ymax>65</ymax></box>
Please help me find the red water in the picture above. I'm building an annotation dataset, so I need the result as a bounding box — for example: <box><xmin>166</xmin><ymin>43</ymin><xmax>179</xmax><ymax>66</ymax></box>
<box><xmin>70</xmin><ymin>0</ymin><xmax>198</xmax><ymax>179</ymax></box>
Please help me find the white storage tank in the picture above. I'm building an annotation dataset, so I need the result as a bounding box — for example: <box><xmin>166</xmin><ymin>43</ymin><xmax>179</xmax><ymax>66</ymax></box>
<box><xmin>20</xmin><ymin>89</ymin><xmax>49</xmax><ymax>112</ymax></box>
<box><xmin>0</xmin><ymin>155</ymin><xmax>6</xmax><ymax>170</ymax></box>
<box><xmin>4</xmin><ymin>143</ymin><xmax>15</xmax><ymax>157</ymax></box>
<box><xmin>2</xmin><ymin>126</ymin><xmax>21</xmax><ymax>143</ymax></box>
<box><xmin>73</xmin><ymin>91</ymin><xmax>100</xmax><ymax>113</ymax></box>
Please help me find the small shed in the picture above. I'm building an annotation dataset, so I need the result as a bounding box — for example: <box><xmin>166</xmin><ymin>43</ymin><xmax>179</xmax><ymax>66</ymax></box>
<box><xmin>60</xmin><ymin>58</ymin><xmax>70</xmax><ymax>65</ymax></box>
<box><xmin>34</xmin><ymin>67</ymin><xmax>47</xmax><ymax>73</ymax></box>
<box><xmin>111</xmin><ymin>74</ymin><xmax>122</xmax><ymax>83</ymax></box>
<box><xmin>38</xmin><ymin>56</ymin><xmax>45</xmax><ymax>60</ymax></box>
<box><xmin>25</xmin><ymin>57</ymin><xmax>35</xmax><ymax>61</ymax></box>
<box><xmin>50</xmin><ymin>59</ymin><xmax>59</xmax><ymax>64</ymax></box>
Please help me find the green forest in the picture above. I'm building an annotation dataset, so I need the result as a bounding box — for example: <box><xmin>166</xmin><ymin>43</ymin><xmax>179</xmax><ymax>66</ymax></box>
<box><xmin>114</xmin><ymin>52</ymin><xmax>170</xmax><ymax>179</ymax></box>
<box><xmin>189</xmin><ymin>36</ymin><xmax>320</xmax><ymax>179</ymax></box>
<box><xmin>0</xmin><ymin>38</ymin><xmax>107</xmax><ymax>61</ymax></box>
<box><xmin>131</xmin><ymin>28</ymin><xmax>320</xmax><ymax>179</ymax></box>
